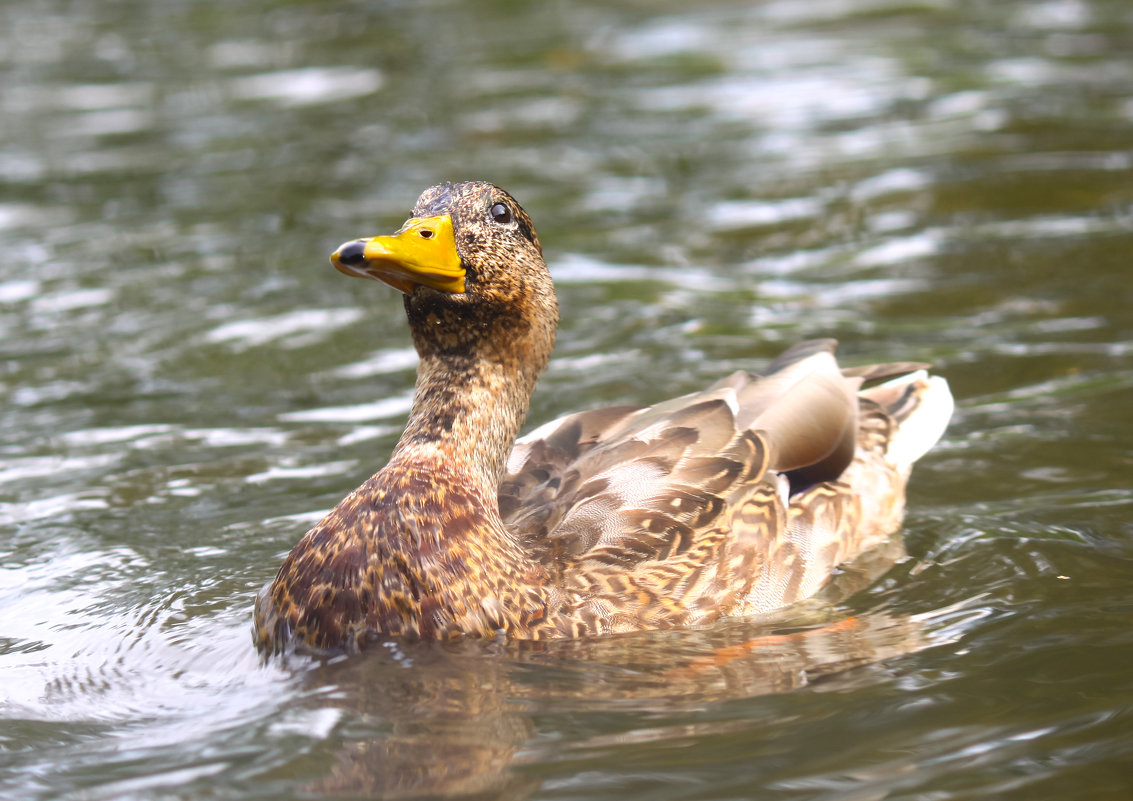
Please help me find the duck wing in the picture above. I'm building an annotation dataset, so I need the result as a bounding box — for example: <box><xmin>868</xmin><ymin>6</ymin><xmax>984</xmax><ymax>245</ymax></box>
<box><xmin>500</xmin><ymin>340</ymin><xmax>845</xmax><ymax>571</ymax></box>
<box><xmin>500</xmin><ymin>339</ymin><xmax>951</xmax><ymax>634</ymax></box>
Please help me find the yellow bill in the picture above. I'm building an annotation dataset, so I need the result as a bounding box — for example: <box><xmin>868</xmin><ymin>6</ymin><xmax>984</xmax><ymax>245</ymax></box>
<box><xmin>330</xmin><ymin>214</ymin><xmax>465</xmax><ymax>295</ymax></box>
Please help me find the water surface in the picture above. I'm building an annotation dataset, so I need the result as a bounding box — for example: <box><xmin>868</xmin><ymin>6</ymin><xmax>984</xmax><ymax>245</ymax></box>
<box><xmin>2</xmin><ymin>0</ymin><xmax>1131</xmax><ymax>799</ymax></box>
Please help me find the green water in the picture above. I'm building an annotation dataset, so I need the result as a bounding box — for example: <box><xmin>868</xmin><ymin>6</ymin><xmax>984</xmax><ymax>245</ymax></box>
<box><xmin>2</xmin><ymin>0</ymin><xmax>1131</xmax><ymax>798</ymax></box>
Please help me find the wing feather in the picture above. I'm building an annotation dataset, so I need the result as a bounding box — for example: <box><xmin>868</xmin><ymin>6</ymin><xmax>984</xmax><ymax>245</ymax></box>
<box><xmin>499</xmin><ymin>339</ymin><xmax>950</xmax><ymax>632</ymax></box>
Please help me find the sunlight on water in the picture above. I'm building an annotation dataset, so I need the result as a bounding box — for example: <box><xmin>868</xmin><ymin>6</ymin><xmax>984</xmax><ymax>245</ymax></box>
<box><xmin>1</xmin><ymin>0</ymin><xmax>1131</xmax><ymax>798</ymax></box>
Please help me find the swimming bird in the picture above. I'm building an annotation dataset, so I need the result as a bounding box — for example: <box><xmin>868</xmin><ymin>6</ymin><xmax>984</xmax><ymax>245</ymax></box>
<box><xmin>253</xmin><ymin>181</ymin><xmax>952</xmax><ymax>655</ymax></box>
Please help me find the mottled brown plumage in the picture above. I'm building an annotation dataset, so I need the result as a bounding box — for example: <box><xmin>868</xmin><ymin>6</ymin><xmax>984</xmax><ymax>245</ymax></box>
<box><xmin>253</xmin><ymin>181</ymin><xmax>953</xmax><ymax>655</ymax></box>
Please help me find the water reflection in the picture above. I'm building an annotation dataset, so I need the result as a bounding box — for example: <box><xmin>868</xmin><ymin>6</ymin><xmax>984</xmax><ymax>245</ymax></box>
<box><xmin>302</xmin><ymin>605</ymin><xmax>929</xmax><ymax>799</ymax></box>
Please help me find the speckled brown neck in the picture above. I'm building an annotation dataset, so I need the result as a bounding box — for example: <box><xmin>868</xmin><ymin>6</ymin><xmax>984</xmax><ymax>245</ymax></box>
<box><xmin>390</xmin><ymin>349</ymin><xmax>541</xmax><ymax>493</ymax></box>
<box><xmin>389</xmin><ymin>287</ymin><xmax>557</xmax><ymax>497</ymax></box>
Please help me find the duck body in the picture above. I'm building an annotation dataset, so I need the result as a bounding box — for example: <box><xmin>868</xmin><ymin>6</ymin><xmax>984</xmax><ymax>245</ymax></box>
<box><xmin>254</xmin><ymin>181</ymin><xmax>952</xmax><ymax>655</ymax></box>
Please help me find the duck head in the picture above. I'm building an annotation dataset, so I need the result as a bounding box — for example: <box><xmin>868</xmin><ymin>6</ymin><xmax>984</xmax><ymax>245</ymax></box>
<box><xmin>331</xmin><ymin>181</ymin><xmax>558</xmax><ymax>366</ymax></box>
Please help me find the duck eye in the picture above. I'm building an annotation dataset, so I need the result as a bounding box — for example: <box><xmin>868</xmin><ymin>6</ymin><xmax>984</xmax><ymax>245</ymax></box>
<box><xmin>490</xmin><ymin>202</ymin><xmax>513</xmax><ymax>225</ymax></box>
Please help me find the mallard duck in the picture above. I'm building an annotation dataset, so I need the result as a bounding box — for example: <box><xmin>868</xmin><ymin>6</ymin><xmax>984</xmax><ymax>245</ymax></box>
<box><xmin>254</xmin><ymin>180</ymin><xmax>952</xmax><ymax>655</ymax></box>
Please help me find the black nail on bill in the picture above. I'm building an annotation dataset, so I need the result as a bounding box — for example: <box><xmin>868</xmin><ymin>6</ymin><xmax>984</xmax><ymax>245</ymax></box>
<box><xmin>337</xmin><ymin>241</ymin><xmax>366</xmax><ymax>266</ymax></box>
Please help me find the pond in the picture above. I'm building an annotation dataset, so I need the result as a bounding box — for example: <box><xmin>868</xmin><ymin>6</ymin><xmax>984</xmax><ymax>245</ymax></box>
<box><xmin>1</xmin><ymin>0</ymin><xmax>1131</xmax><ymax>798</ymax></box>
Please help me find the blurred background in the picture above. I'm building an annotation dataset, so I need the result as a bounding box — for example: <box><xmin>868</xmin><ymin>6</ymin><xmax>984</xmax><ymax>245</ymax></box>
<box><xmin>1</xmin><ymin>0</ymin><xmax>1131</xmax><ymax>799</ymax></box>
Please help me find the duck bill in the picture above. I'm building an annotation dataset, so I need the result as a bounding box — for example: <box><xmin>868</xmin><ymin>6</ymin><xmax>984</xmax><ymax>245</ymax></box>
<box><xmin>330</xmin><ymin>214</ymin><xmax>466</xmax><ymax>294</ymax></box>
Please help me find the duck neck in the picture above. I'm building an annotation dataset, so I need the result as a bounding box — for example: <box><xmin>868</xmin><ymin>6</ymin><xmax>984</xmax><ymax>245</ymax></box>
<box><xmin>389</xmin><ymin>345</ymin><xmax>543</xmax><ymax>496</ymax></box>
<box><xmin>388</xmin><ymin>281</ymin><xmax>558</xmax><ymax>499</ymax></box>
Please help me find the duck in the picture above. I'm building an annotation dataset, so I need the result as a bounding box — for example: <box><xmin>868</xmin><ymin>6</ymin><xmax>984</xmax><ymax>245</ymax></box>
<box><xmin>253</xmin><ymin>180</ymin><xmax>953</xmax><ymax>655</ymax></box>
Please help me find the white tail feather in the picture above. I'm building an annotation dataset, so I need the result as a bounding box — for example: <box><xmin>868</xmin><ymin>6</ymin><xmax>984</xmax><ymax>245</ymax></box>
<box><xmin>881</xmin><ymin>372</ymin><xmax>953</xmax><ymax>470</ymax></box>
